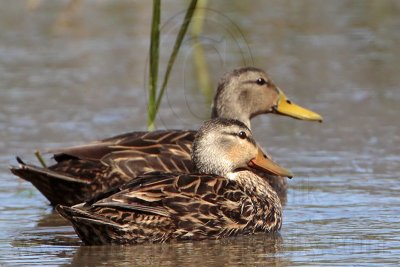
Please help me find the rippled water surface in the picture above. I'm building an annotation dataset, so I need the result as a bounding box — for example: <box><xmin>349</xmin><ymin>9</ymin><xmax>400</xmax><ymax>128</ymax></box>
<box><xmin>1</xmin><ymin>1</ymin><xmax>399</xmax><ymax>266</ymax></box>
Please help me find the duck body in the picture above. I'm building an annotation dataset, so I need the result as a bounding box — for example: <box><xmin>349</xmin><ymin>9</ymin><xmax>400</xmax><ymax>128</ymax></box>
<box><xmin>11</xmin><ymin>67</ymin><xmax>321</xmax><ymax>206</ymax></box>
<box><xmin>57</xmin><ymin>170</ymin><xmax>282</xmax><ymax>245</ymax></box>
<box><xmin>57</xmin><ymin>118</ymin><xmax>288</xmax><ymax>245</ymax></box>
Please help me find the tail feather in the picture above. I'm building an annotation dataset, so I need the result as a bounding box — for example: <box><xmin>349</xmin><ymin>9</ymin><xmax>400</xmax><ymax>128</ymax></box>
<box><xmin>11</xmin><ymin>158</ymin><xmax>91</xmax><ymax>184</ymax></box>
<box><xmin>10</xmin><ymin>157</ymin><xmax>90</xmax><ymax>206</ymax></box>
<box><xmin>56</xmin><ymin>204</ymin><xmax>116</xmax><ymax>224</ymax></box>
<box><xmin>57</xmin><ymin>205</ymin><xmax>125</xmax><ymax>245</ymax></box>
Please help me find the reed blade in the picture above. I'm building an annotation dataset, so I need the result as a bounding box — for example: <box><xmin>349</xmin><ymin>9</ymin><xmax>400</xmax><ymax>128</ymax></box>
<box><xmin>147</xmin><ymin>0</ymin><xmax>161</xmax><ymax>130</ymax></box>
<box><xmin>154</xmin><ymin>0</ymin><xmax>198</xmax><ymax>116</ymax></box>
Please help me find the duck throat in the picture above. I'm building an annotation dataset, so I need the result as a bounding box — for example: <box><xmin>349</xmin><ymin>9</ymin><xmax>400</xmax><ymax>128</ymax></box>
<box><xmin>231</xmin><ymin>171</ymin><xmax>282</xmax><ymax>207</ymax></box>
<box><xmin>231</xmin><ymin>170</ymin><xmax>283</xmax><ymax>231</ymax></box>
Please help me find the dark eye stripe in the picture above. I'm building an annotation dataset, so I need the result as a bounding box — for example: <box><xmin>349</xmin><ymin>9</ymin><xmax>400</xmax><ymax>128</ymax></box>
<box><xmin>224</xmin><ymin>132</ymin><xmax>257</xmax><ymax>147</ymax></box>
<box><xmin>243</xmin><ymin>78</ymin><xmax>271</xmax><ymax>86</ymax></box>
<box><xmin>246</xmin><ymin>136</ymin><xmax>257</xmax><ymax>146</ymax></box>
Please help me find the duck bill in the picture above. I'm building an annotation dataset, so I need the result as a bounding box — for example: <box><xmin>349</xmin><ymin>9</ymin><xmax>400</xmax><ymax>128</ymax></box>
<box><xmin>248</xmin><ymin>148</ymin><xmax>293</xmax><ymax>178</ymax></box>
<box><xmin>274</xmin><ymin>89</ymin><xmax>323</xmax><ymax>122</ymax></box>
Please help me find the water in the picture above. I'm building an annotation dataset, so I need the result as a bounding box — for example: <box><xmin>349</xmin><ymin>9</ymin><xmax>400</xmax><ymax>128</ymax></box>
<box><xmin>1</xmin><ymin>1</ymin><xmax>399</xmax><ymax>266</ymax></box>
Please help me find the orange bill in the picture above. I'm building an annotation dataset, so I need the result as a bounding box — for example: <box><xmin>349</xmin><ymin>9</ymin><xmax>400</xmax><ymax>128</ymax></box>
<box><xmin>248</xmin><ymin>147</ymin><xmax>293</xmax><ymax>178</ymax></box>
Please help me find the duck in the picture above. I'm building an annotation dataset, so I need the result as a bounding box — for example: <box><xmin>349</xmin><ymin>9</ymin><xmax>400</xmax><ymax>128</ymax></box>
<box><xmin>56</xmin><ymin>118</ymin><xmax>293</xmax><ymax>245</ymax></box>
<box><xmin>10</xmin><ymin>67</ymin><xmax>322</xmax><ymax>206</ymax></box>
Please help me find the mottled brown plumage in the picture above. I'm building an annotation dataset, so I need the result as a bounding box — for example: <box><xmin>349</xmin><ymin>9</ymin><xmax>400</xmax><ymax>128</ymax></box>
<box><xmin>10</xmin><ymin>67</ymin><xmax>322</xmax><ymax>206</ymax></box>
<box><xmin>57</xmin><ymin>119</ymin><xmax>291</xmax><ymax>245</ymax></box>
<box><xmin>11</xmin><ymin>130</ymin><xmax>195</xmax><ymax>206</ymax></box>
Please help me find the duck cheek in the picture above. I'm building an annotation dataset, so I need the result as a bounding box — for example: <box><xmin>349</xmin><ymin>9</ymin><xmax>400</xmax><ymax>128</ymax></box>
<box><xmin>226</xmin><ymin>146</ymin><xmax>243</xmax><ymax>162</ymax></box>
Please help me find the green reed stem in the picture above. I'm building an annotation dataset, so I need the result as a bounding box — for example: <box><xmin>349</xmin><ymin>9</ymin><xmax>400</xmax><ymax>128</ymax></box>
<box><xmin>34</xmin><ymin>150</ymin><xmax>47</xmax><ymax>168</ymax></box>
<box><xmin>147</xmin><ymin>0</ymin><xmax>161</xmax><ymax>131</ymax></box>
<box><xmin>147</xmin><ymin>0</ymin><xmax>198</xmax><ymax>130</ymax></box>
<box><xmin>155</xmin><ymin>0</ymin><xmax>197</xmax><ymax>112</ymax></box>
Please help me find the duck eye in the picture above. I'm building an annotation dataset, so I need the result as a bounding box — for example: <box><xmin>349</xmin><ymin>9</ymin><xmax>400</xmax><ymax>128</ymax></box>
<box><xmin>286</xmin><ymin>99</ymin><xmax>292</xmax><ymax>104</ymax></box>
<box><xmin>238</xmin><ymin>131</ymin><xmax>247</xmax><ymax>139</ymax></box>
<box><xmin>256</xmin><ymin>78</ymin><xmax>266</xmax><ymax>86</ymax></box>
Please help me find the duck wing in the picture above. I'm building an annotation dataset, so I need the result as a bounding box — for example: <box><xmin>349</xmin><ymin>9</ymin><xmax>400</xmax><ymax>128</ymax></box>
<box><xmin>57</xmin><ymin>172</ymin><xmax>252</xmax><ymax>244</ymax></box>
<box><xmin>50</xmin><ymin>130</ymin><xmax>196</xmax><ymax>161</ymax></box>
<box><xmin>11</xmin><ymin>130</ymin><xmax>197</xmax><ymax>206</ymax></box>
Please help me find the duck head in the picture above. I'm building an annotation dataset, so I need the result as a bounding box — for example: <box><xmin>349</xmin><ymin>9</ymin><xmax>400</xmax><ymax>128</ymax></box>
<box><xmin>192</xmin><ymin>118</ymin><xmax>293</xmax><ymax>179</ymax></box>
<box><xmin>211</xmin><ymin>67</ymin><xmax>323</xmax><ymax>129</ymax></box>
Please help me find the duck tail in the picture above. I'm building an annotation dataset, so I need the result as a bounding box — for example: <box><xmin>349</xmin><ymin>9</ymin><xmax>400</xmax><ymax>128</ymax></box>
<box><xmin>56</xmin><ymin>205</ymin><xmax>125</xmax><ymax>245</ymax></box>
<box><xmin>10</xmin><ymin>157</ymin><xmax>90</xmax><ymax>206</ymax></box>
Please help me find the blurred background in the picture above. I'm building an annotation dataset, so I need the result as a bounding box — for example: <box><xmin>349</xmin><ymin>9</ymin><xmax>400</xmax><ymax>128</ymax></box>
<box><xmin>0</xmin><ymin>1</ymin><xmax>399</xmax><ymax>266</ymax></box>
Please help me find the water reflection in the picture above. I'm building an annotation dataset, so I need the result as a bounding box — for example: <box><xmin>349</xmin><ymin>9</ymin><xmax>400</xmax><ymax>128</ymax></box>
<box><xmin>7</xmin><ymin>210</ymin><xmax>288</xmax><ymax>266</ymax></box>
<box><xmin>68</xmin><ymin>234</ymin><xmax>287</xmax><ymax>267</ymax></box>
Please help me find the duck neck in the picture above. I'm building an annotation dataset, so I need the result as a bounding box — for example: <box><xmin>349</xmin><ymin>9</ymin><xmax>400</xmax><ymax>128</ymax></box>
<box><xmin>211</xmin><ymin>107</ymin><xmax>251</xmax><ymax>130</ymax></box>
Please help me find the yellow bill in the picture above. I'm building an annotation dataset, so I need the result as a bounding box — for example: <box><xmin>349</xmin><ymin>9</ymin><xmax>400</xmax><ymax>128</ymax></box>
<box><xmin>248</xmin><ymin>147</ymin><xmax>293</xmax><ymax>178</ymax></box>
<box><xmin>274</xmin><ymin>89</ymin><xmax>323</xmax><ymax>122</ymax></box>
